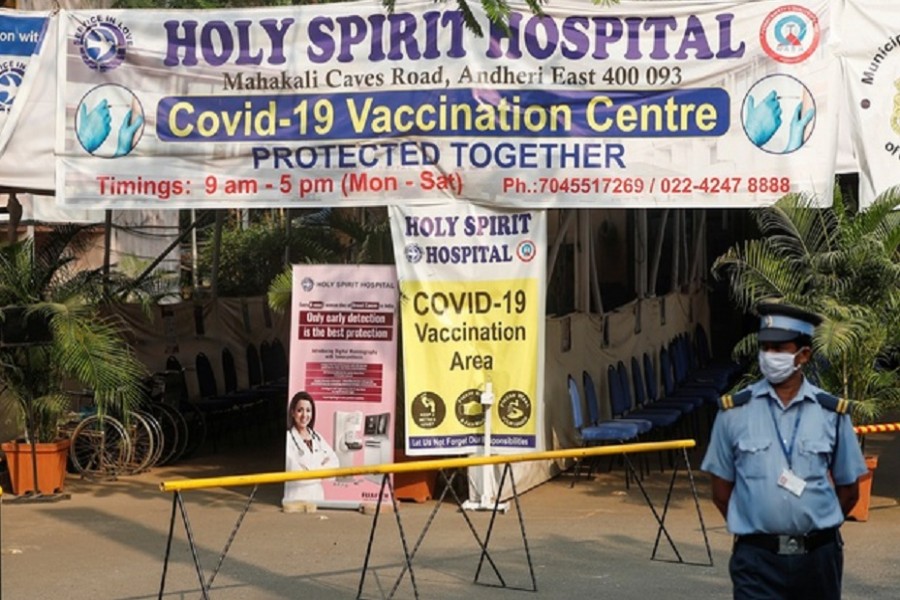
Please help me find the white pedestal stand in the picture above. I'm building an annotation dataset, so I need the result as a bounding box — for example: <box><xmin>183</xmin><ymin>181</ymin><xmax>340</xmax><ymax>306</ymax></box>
<box><xmin>463</xmin><ymin>382</ymin><xmax>509</xmax><ymax>513</ymax></box>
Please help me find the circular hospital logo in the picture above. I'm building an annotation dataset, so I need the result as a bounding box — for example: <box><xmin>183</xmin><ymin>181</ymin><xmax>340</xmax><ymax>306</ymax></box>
<box><xmin>300</xmin><ymin>277</ymin><xmax>315</xmax><ymax>292</ymax></box>
<box><xmin>0</xmin><ymin>61</ymin><xmax>26</xmax><ymax>113</ymax></box>
<box><xmin>759</xmin><ymin>5</ymin><xmax>820</xmax><ymax>64</ymax></box>
<box><xmin>516</xmin><ymin>240</ymin><xmax>536</xmax><ymax>262</ymax></box>
<box><xmin>404</xmin><ymin>243</ymin><xmax>424</xmax><ymax>264</ymax></box>
<box><xmin>74</xmin><ymin>16</ymin><xmax>134</xmax><ymax>72</ymax></box>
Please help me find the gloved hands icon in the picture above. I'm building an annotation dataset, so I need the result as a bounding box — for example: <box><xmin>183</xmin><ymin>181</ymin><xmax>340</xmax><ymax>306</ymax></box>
<box><xmin>115</xmin><ymin>108</ymin><xmax>144</xmax><ymax>157</ymax></box>
<box><xmin>77</xmin><ymin>99</ymin><xmax>112</xmax><ymax>153</ymax></box>
<box><xmin>744</xmin><ymin>90</ymin><xmax>782</xmax><ymax>147</ymax></box>
<box><xmin>785</xmin><ymin>102</ymin><xmax>815</xmax><ymax>153</ymax></box>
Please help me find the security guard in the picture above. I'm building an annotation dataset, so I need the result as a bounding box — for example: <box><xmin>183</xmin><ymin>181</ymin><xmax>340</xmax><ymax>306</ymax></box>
<box><xmin>701</xmin><ymin>303</ymin><xmax>868</xmax><ymax>600</ymax></box>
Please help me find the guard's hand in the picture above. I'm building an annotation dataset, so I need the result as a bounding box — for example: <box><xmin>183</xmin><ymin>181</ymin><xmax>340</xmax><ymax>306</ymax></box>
<box><xmin>785</xmin><ymin>102</ymin><xmax>815</xmax><ymax>153</ymax></box>
<box><xmin>745</xmin><ymin>90</ymin><xmax>782</xmax><ymax>147</ymax></box>
<box><xmin>77</xmin><ymin>99</ymin><xmax>112</xmax><ymax>153</ymax></box>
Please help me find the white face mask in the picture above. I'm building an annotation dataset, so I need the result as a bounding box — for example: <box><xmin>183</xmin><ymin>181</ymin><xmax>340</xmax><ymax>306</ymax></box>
<box><xmin>758</xmin><ymin>349</ymin><xmax>801</xmax><ymax>384</ymax></box>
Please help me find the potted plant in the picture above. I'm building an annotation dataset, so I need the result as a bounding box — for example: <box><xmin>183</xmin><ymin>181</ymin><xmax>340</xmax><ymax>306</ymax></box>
<box><xmin>712</xmin><ymin>184</ymin><xmax>900</xmax><ymax>520</ymax></box>
<box><xmin>0</xmin><ymin>230</ymin><xmax>147</xmax><ymax>498</ymax></box>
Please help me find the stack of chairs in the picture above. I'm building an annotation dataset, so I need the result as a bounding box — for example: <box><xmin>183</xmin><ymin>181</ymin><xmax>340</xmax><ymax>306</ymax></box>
<box><xmin>609</xmin><ymin>362</ymin><xmax>683</xmax><ymax>472</ymax></box>
<box><xmin>693</xmin><ymin>324</ymin><xmax>745</xmax><ymax>386</ymax></box>
<box><xmin>662</xmin><ymin>338</ymin><xmax>732</xmax><ymax>443</ymax></box>
<box><xmin>246</xmin><ymin>342</ymin><xmax>289</xmax><ymax>431</ymax></box>
<box><xmin>220</xmin><ymin>347</ymin><xmax>270</xmax><ymax>440</ymax></box>
<box><xmin>566</xmin><ymin>374</ymin><xmax>644</xmax><ymax>487</ymax></box>
<box><xmin>194</xmin><ymin>351</ymin><xmax>260</xmax><ymax>451</ymax></box>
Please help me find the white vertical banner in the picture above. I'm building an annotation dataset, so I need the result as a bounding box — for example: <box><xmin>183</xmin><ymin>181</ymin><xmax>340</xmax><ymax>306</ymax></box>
<box><xmin>0</xmin><ymin>10</ymin><xmax>55</xmax><ymax>192</ymax></box>
<box><xmin>286</xmin><ymin>264</ymin><xmax>399</xmax><ymax>509</ymax></box>
<box><xmin>390</xmin><ymin>204</ymin><xmax>546</xmax><ymax>456</ymax></box>
<box><xmin>836</xmin><ymin>0</ymin><xmax>900</xmax><ymax>208</ymax></box>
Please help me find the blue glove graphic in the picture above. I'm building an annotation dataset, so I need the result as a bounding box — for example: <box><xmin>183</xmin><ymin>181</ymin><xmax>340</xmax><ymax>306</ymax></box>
<box><xmin>785</xmin><ymin>102</ymin><xmax>815</xmax><ymax>153</ymax></box>
<box><xmin>744</xmin><ymin>90</ymin><xmax>782</xmax><ymax>147</ymax></box>
<box><xmin>115</xmin><ymin>108</ymin><xmax>144</xmax><ymax>157</ymax></box>
<box><xmin>77</xmin><ymin>99</ymin><xmax>112</xmax><ymax>153</ymax></box>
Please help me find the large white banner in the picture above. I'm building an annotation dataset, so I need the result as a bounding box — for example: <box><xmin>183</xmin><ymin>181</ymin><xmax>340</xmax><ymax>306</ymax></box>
<box><xmin>836</xmin><ymin>0</ymin><xmax>900</xmax><ymax>208</ymax></box>
<box><xmin>56</xmin><ymin>0</ymin><xmax>838</xmax><ymax>208</ymax></box>
<box><xmin>390</xmin><ymin>204</ymin><xmax>546</xmax><ymax>455</ymax></box>
<box><xmin>0</xmin><ymin>11</ymin><xmax>46</xmax><ymax>132</ymax></box>
<box><xmin>0</xmin><ymin>10</ymin><xmax>55</xmax><ymax>192</ymax></box>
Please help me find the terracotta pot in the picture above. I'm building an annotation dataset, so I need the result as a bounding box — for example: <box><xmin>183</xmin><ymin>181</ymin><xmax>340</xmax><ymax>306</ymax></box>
<box><xmin>0</xmin><ymin>439</ymin><xmax>71</xmax><ymax>496</ymax></box>
<box><xmin>847</xmin><ymin>455</ymin><xmax>879</xmax><ymax>522</ymax></box>
<box><xmin>393</xmin><ymin>449</ymin><xmax>437</xmax><ymax>503</ymax></box>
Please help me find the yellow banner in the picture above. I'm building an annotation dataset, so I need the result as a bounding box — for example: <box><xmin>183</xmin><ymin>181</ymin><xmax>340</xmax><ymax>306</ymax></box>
<box><xmin>390</xmin><ymin>204</ymin><xmax>546</xmax><ymax>455</ymax></box>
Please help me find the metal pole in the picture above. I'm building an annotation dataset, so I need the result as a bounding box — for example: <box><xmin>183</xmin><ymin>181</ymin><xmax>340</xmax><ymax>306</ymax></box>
<box><xmin>547</xmin><ymin>209</ymin><xmax>576</xmax><ymax>284</ymax></box>
<box><xmin>102</xmin><ymin>210</ymin><xmax>112</xmax><ymax>296</ymax></box>
<box><xmin>649</xmin><ymin>209</ymin><xmax>670</xmax><ymax>297</ymax></box>
<box><xmin>587</xmin><ymin>212</ymin><xmax>604</xmax><ymax>315</ymax></box>
<box><xmin>191</xmin><ymin>209</ymin><xmax>199</xmax><ymax>294</ymax></box>
<box><xmin>210</xmin><ymin>210</ymin><xmax>224</xmax><ymax>299</ymax></box>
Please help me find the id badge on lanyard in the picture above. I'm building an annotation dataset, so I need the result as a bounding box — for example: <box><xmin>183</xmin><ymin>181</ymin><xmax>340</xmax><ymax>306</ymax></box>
<box><xmin>770</xmin><ymin>401</ymin><xmax>806</xmax><ymax>497</ymax></box>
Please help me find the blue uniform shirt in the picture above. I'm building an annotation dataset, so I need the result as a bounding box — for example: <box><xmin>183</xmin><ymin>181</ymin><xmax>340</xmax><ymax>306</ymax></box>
<box><xmin>701</xmin><ymin>377</ymin><xmax>868</xmax><ymax>535</ymax></box>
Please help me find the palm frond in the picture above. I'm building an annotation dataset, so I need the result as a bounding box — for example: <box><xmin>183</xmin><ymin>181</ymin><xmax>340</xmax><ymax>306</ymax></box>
<box><xmin>267</xmin><ymin>267</ymin><xmax>293</xmax><ymax>315</ymax></box>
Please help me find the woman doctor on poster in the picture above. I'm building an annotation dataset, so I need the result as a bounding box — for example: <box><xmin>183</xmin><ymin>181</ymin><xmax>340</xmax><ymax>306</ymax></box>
<box><xmin>283</xmin><ymin>391</ymin><xmax>339</xmax><ymax>504</ymax></box>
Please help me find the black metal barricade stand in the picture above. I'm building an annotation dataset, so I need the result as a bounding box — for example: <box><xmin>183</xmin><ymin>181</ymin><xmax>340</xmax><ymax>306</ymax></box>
<box><xmin>158</xmin><ymin>485</ymin><xmax>259</xmax><ymax>600</ymax></box>
<box><xmin>357</xmin><ymin>464</ymin><xmax>537</xmax><ymax>600</ymax></box>
<box><xmin>155</xmin><ymin>441</ymin><xmax>710</xmax><ymax>599</ymax></box>
<box><xmin>641</xmin><ymin>446</ymin><xmax>713</xmax><ymax>566</ymax></box>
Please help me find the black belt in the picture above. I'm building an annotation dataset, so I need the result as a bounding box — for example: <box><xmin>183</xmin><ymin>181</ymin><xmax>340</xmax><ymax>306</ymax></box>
<box><xmin>734</xmin><ymin>527</ymin><xmax>838</xmax><ymax>556</ymax></box>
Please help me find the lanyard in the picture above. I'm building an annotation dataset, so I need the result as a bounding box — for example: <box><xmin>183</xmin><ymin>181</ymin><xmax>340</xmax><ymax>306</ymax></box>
<box><xmin>768</xmin><ymin>399</ymin><xmax>803</xmax><ymax>470</ymax></box>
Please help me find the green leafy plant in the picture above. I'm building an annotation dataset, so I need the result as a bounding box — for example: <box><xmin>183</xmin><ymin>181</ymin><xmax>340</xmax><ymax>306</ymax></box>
<box><xmin>712</xmin><ymin>185</ymin><xmax>900</xmax><ymax>423</ymax></box>
<box><xmin>0</xmin><ymin>230</ymin><xmax>147</xmax><ymax>444</ymax></box>
<box><xmin>267</xmin><ymin>208</ymin><xmax>394</xmax><ymax>313</ymax></box>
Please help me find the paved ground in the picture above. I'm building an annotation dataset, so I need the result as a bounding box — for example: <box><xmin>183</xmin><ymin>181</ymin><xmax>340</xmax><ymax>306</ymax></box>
<box><xmin>2</xmin><ymin>429</ymin><xmax>899</xmax><ymax>600</ymax></box>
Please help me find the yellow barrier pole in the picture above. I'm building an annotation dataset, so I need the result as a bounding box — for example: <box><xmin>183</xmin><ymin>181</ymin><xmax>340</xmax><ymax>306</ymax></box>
<box><xmin>160</xmin><ymin>439</ymin><xmax>696</xmax><ymax>493</ymax></box>
<box><xmin>854</xmin><ymin>422</ymin><xmax>900</xmax><ymax>435</ymax></box>
<box><xmin>156</xmin><ymin>439</ymin><xmax>706</xmax><ymax>598</ymax></box>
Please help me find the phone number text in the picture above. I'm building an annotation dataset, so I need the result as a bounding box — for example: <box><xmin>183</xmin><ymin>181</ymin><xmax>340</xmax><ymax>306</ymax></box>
<box><xmin>501</xmin><ymin>176</ymin><xmax>793</xmax><ymax>195</ymax></box>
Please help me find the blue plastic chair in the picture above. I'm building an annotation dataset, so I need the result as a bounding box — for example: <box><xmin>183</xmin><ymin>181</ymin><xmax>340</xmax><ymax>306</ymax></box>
<box><xmin>583</xmin><ymin>370</ymin><xmax>652</xmax><ymax>434</ymax></box>
<box><xmin>567</xmin><ymin>375</ymin><xmax>642</xmax><ymax>487</ymax></box>
<box><xmin>675</xmin><ymin>334</ymin><xmax>730</xmax><ymax>391</ymax></box>
<box><xmin>653</xmin><ymin>350</ymin><xmax>708</xmax><ymax>408</ymax></box>
<box><xmin>694</xmin><ymin>324</ymin><xmax>743</xmax><ymax>381</ymax></box>
<box><xmin>608</xmin><ymin>363</ymin><xmax>680</xmax><ymax>429</ymax></box>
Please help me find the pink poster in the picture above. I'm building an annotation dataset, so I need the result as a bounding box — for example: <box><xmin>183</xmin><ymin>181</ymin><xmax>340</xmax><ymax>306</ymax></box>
<box><xmin>284</xmin><ymin>264</ymin><xmax>398</xmax><ymax>509</ymax></box>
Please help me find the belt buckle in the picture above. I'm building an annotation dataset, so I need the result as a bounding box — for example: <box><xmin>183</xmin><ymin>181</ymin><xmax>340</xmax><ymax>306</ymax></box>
<box><xmin>778</xmin><ymin>535</ymin><xmax>805</xmax><ymax>555</ymax></box>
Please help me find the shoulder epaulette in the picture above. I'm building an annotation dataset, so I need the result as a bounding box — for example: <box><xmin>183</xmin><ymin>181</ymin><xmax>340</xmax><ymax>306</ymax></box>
<box><xmin>719</xmin><ymin>388</ymin><xmax>752</xmax><ymax>410</ymax></box>
<box><xmin>815</xmin><ymin>391</ymin><xmax>853</xmax><ymax>414</ymax></box>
